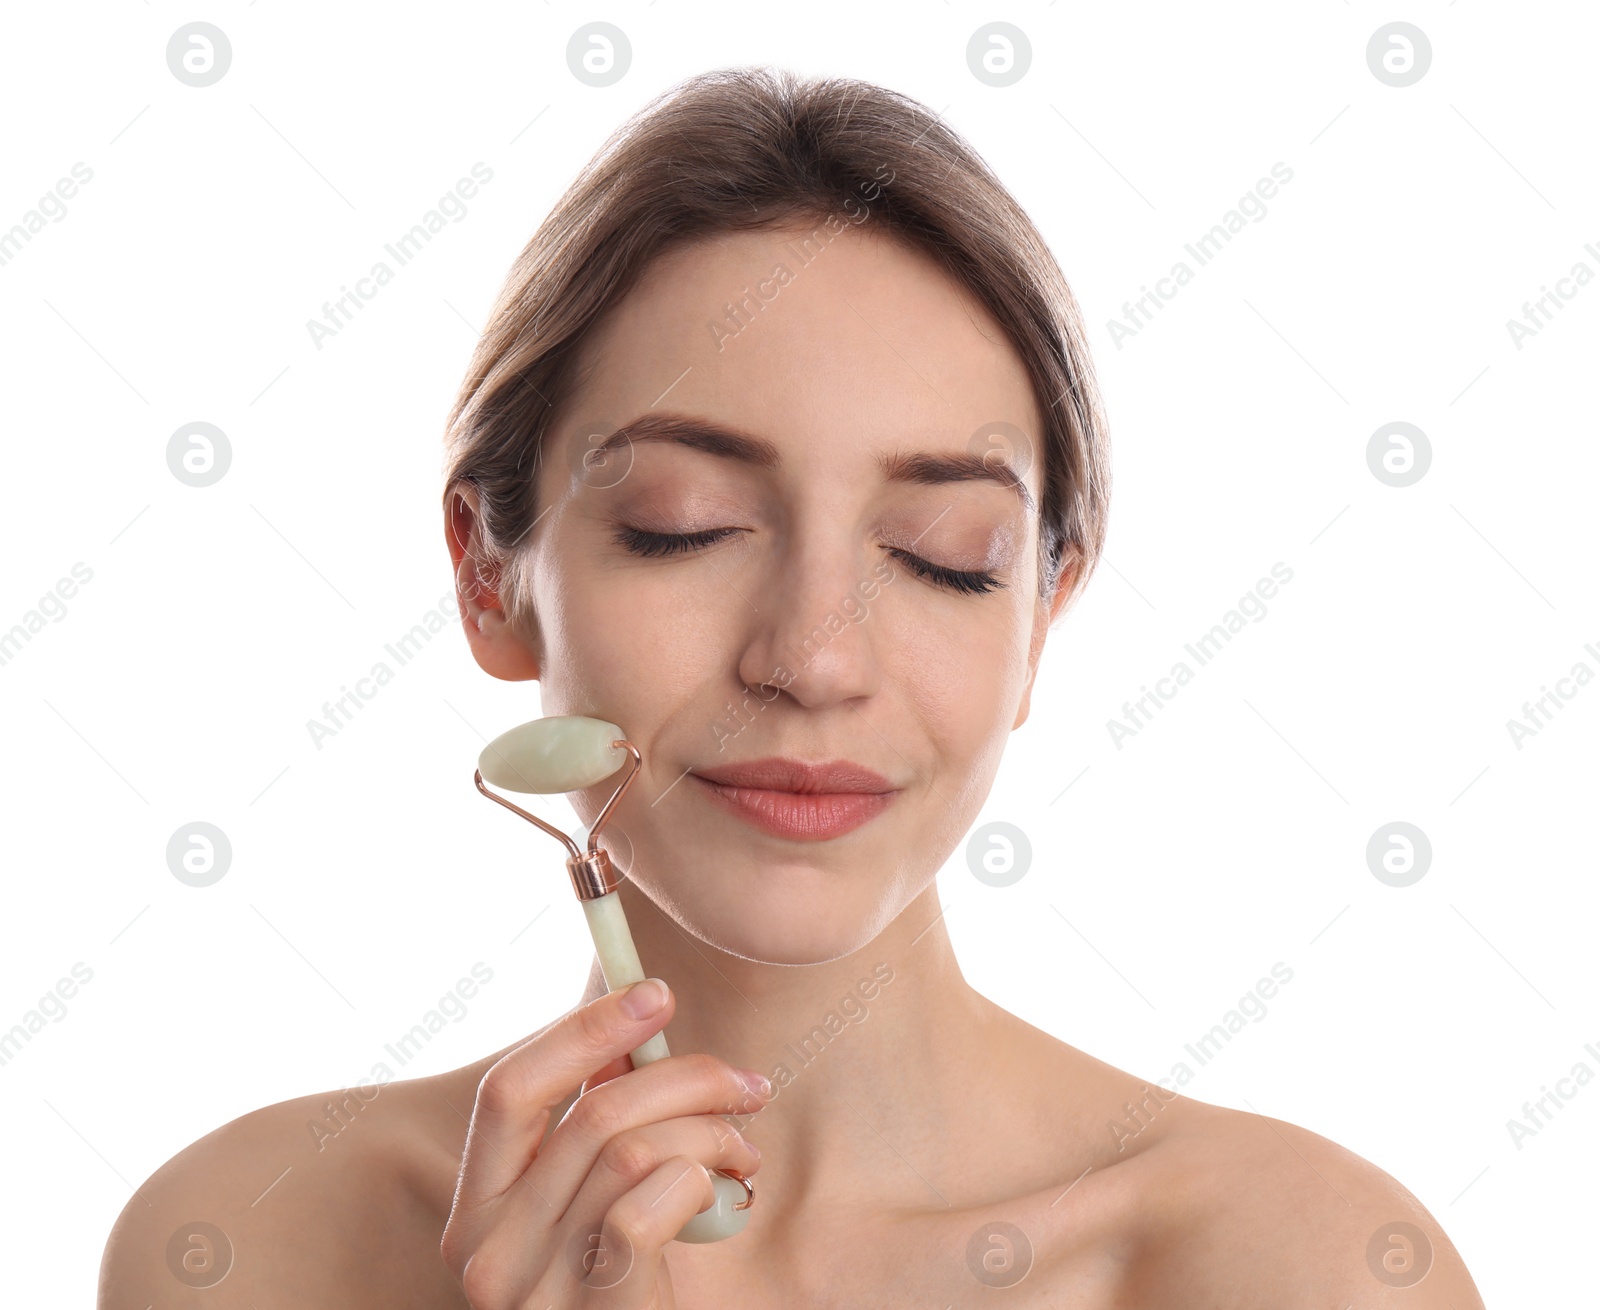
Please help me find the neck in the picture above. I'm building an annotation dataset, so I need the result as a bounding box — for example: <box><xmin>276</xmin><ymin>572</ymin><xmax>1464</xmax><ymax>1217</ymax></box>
<box><xmin>581</xmin><ymin>875</ymin><xmax>986</xmax><ymax>1220</ymax></box>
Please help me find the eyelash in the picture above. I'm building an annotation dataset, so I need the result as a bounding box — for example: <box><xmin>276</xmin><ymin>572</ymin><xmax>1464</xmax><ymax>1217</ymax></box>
<box><xmin>609</xmin><ymin>525</ymin><xmax>1005</xmax><ymax>596</ymax></box>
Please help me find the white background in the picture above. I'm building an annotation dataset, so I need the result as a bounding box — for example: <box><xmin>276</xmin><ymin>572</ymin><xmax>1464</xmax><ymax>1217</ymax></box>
<box><xmin>2</xmin><ymin>1</ymin><xmax>1595</xmax><ymax>1303</ymax></box>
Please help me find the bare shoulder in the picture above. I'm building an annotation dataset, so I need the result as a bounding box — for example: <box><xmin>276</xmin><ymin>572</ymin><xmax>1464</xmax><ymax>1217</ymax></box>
<box><xmin>1127</xmin><ymin>1099</ymin><xmax>1486</xmax><ymax>1308</ymax></box>
<box><xmin>97</xmin><ymin>1074</ymin><xmax>469</xmax><ymax>1310</ymax></box>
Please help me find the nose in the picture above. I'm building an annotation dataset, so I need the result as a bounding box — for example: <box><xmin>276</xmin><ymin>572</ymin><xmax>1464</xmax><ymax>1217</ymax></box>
<box><xmin>736</xmin><ymin>537</ymin><xmax>885</xmax><ymax>710</ymax></box>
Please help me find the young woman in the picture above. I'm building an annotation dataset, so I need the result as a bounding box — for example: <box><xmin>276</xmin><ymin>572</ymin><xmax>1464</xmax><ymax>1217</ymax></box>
<box><xmin>100</xmin><ymin>67</ymin><xmax>1484</xmax><ymax>1308</ymax></box>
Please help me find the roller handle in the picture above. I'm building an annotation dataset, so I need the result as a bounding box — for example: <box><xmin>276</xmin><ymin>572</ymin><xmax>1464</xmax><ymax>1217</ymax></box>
<box><xmin>581</xmin><ymin>893</ymin><xmax>753</xmax><ymax>1244</ymax></box>
<box><xmin>474</xmin><ymin>716</ymin><xmax>753</xmax><ymax>1243</ymax></box>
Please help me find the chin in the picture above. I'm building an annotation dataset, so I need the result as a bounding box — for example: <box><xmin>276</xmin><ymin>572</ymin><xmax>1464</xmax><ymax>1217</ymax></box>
<box><xmin>637</xmin><ymin>864</ymin><xmax>894</xmax><ymax>967</ymax></box>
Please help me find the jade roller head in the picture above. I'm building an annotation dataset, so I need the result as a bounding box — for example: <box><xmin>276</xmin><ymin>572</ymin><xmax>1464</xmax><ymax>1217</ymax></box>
<box><xmin>473</xmin><ymin>715</ymin><xmax>755</xmax><ymax>1244</ymax></box>
<box><xmin>476</xmin><ymin>715</ymin><xmax>635</xmax><ymax>901</ymax></box>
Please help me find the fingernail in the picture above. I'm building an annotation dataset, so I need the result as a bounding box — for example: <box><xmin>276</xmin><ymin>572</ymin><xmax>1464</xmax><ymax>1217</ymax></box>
<box><xmin>622</xmin><ymin>977</ymin><xmax>668</xmax><ymax>1019</ymax></box>
<box><xmin>738</xmin><ymin>1067</ymin><xmax>772</xmax><ymax>1098</ymax></box>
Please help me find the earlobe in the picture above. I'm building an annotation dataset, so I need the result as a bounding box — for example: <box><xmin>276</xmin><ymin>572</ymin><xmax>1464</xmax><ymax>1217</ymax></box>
<box><xmin>446</xmin><ymin>486</ymin><xmax>542</xmax><ymax>682</ymax></box>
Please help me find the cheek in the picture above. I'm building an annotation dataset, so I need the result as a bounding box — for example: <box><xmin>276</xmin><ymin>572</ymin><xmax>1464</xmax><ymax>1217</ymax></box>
<box><xmin>885</xmin><ymin>600</ymin><xmax>1033</xmax><ymax>831</ymax></box>
<box><xmin>895</xmin><ymin>598</ymin><xmax>1030</xmax><ymax>737</ymax></box>
<box><xmin>534</xmin><ymin>551</ymin><xmax>728</xmax><ymax>727</ymax></box>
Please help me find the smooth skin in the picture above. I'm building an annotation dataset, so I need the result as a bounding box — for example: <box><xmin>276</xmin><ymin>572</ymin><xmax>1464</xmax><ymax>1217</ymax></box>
<box><xmin>99</xmin><ymin>221</ymin><xmax>1485</xmax><ymax>1308</ymax></box>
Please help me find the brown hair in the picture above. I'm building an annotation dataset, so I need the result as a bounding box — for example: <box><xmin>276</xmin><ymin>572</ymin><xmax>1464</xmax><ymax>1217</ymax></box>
<box><xmin>442</xmin><ymin>65</ymin><xmax>1110</xmax><ymax>640</ymax></box>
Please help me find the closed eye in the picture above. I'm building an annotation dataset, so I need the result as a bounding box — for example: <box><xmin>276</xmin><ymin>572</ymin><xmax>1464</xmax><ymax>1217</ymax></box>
<box><xmin>609</xmin><ymin>525</ymin><xmax>1005</xmax><ymax>596</ymax></box>
<box><xmin>884</xmin><ymin>548</ymin><xmax>1004</xmax><ymax>596</ymax></box>
<box><xmin>610</xmin><ymin>524</ymin><xmax>738</xmax><ymax>558</ymax></box>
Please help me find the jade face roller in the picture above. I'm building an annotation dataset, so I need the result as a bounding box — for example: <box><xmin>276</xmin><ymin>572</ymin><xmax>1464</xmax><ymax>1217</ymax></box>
<box><xmin>473</xmin><ymin>714</ymin><xmax>754</xmax><ymax>1245</ymax></box>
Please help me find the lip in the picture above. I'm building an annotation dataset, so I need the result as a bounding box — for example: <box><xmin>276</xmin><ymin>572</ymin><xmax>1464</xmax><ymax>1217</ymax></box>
<box><xmin>688</xmin><ymin>757</ymin><xmax>899</xmax><ymax>841</ymax></box>
<box><xmin>690</xmin><ymin>757</ymin><xmax>895</xmax><ymax>793</ymax></box>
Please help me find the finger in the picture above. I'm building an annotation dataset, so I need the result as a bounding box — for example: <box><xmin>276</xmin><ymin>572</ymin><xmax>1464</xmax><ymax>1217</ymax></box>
<box><xmin>533</xmin><ymin>1051</ymin><xmax>769</xmax><ymax>1205</ymax></box>
<box><xmin>562</xmin><ymin>1111</ymin><xmax>760</xmax><ymax>1235</ymax></box>
<box><xmin>453</xmin><ymin>978</ymin><xmax>675</xmax><ymax>1214</ymax></box>
<box><xmin>576</xmin><ymin>1156</ymin><xmax>727</xmax><ymax>1296</ymax></box>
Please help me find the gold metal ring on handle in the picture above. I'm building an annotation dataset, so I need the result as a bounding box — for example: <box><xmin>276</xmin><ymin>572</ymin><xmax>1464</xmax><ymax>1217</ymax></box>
<box><xmin>714</xmin><ymin>1168</ymin><xmax>755</xmax><ymax>1211</ymax></box>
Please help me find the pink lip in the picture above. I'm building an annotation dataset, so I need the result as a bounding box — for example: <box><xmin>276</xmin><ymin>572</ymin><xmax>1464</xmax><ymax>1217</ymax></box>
<box><xmin>691</xmin><ymin>757</ymin><xmax>895</xmax><ymax>793</ymax></box>
<box><xmin>688</xmin><ymin>757</ymin><xmax>899</xmax><ymax>841</ymax></box>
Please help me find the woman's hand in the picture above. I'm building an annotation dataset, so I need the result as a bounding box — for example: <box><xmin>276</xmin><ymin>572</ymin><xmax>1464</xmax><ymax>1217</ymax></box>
<box><xmin>441</xmin><ymin>978</ymin><xmax>771</xmax><ymax>1308</ymax></box>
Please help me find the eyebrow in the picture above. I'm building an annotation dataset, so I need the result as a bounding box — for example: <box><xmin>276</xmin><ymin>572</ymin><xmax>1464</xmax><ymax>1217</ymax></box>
<box><xmin>586</xmin><ymin>411</ymin><xmax>1035</xmax><ymax>513</ymax></box>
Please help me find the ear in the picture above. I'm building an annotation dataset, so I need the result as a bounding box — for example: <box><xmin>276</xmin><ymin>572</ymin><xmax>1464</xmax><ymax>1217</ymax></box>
<box><xmin>1012</xmin><ymin>551</ymin><xmax>1080</xmax><ymax>731</ymax></box>
<box><xmin>445</xmin><ymin>482</ymin><xmax>542</xmax><ymax>682</ymax></box>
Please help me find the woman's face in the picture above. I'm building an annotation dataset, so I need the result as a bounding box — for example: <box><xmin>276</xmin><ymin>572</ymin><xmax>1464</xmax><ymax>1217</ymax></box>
<box><xmin>483</xmin><ymin>221</ymin><xmax>1061</xmax><ymax>965</ymax></box>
